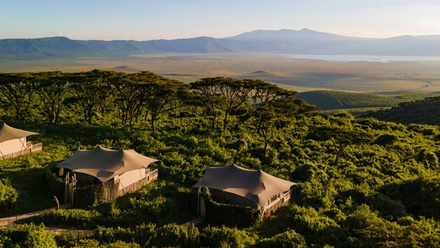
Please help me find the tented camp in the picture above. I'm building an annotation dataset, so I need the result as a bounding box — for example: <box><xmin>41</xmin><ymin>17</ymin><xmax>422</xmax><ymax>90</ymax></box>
<box><xmin>0</xmin><ymin>123</ymin><xmax>42</xmax><ymax>160</ymax></box>
<box><xmin>58</xmin><ymin>145</ymin><xmax>158</xmax><ymax>206</ymax></box>
<box><xmin>193</xmin><ymin>164</ymin><xmax>296</xmax><ymax>217</ymax></box>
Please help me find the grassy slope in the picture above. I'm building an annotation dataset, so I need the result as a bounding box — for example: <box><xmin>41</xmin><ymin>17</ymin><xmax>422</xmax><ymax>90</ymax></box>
<box><xmin>364</xmin><ymin>96</ymin><xmax>440</xmax><ymax>125</ymax></box>
<box><xmin>297</xmin><ymin>90</ymin><xmax>399</xmax><ymax>110</ymax></box>
<box><xmin>297</xmin><ymin>90</ymin><xmax>438</xmax><ymax>114</ymax></box>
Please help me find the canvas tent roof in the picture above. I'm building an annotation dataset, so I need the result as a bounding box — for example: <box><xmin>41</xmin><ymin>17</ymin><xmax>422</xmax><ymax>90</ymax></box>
<box><xmin>0</xmin><ymin>123</ymin><xmax>38</xmax><ymax>143</ymax></box>
<box><xmin>57</xmin><ymin>145</ymin><xmax>158</xmax><ymax>183</ymax></box>
<box><xmin>192</xmin><ymin>164</ymin><xmax>296</xmax><ymax>208</ymax></box>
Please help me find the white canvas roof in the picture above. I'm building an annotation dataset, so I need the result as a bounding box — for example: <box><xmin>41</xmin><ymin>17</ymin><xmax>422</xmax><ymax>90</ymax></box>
<box><xmin>0</xmin><ymin>123</ymin><xmax>38</xmax><ymax>143</ymax></box>
<box><xmin>58</xmin><ymin>145</ymin><xmax>158</xmax><ymax>183</ymax></box>
<box><xmin>193</xmin><ymin>164</ymin><xmax>296</xmax><ymax>207</ymax></box>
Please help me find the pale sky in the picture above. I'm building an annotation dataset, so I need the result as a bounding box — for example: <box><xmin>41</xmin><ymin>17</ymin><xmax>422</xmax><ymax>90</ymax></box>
<box><xmin>1</xmin><ymin>0</ymin><xmax>440</xmax><ymax>40</ymax></box>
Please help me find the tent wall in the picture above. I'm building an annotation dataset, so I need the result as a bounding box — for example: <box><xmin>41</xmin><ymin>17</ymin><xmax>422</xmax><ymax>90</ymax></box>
<box><xmin>116</xmin><ymin>168</ymin><xmax>146</xmax><ymax>190</ymax></box>
<box><xmin>0</xmin><ymin>137</ymin><xmax>26</xmax><ymax>156</ymax></box>
<box><xmin>68</xmin><ymin>169</ymin><xmax>158</xmax><ymax>207</ymax></box>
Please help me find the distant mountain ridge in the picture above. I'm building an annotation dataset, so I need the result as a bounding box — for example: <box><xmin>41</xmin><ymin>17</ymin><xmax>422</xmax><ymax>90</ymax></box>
<box><xmin>2</xmin><ymin>29</ymin><xmax>440</xmax><ymax>59</ymax></box>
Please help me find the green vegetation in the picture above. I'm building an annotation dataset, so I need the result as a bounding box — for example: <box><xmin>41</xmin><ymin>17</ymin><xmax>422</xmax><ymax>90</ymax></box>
<box><xmin>0</xmin><ymin>224</ymin><xmax>57</xmax><ymax>248</ymax></box>
<box><xmin>297</xmin><ymin>90</ymin><xmax>438</xmax><ymax>115</ymax></box>
<box><xmin>1</xmin><ymin>70</ymin><xmax>440</xmax><ymax>247</ymax></box>
<box><xmin>297</xmin><ymin>90</ymin><xmax>400</xmax><ymax>109</ymax></box>
<box><xmin>364</xmin><ymin>96</ymin><xmax>440</xmax><ymax>125</ymax></box>
<box><xmin>0</xmin><ymin>179</ymin><xmax>18</xmax><ymax>212</ymax></box>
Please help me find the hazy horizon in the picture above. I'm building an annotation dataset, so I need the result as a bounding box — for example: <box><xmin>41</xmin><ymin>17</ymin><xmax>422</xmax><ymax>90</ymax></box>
<box><xmin>1</xmin><ymin>0</ymin><xmax>440</xmax><ymax>41</ymax></box>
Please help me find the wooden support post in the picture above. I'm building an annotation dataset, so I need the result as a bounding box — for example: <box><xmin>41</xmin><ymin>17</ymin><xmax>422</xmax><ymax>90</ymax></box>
<box><xmin>64</xmin><ymin>172</ymin><xmax>70</xmax><ymax>204</ymax></box>
<box><xmin>71</xmin><ymin>173</ymin><xmax>77</xmax><ymax>207</ymax></box>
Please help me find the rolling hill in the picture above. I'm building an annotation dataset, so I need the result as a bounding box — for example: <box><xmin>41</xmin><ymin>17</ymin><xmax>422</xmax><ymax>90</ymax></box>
<box><xmin>364</xmin><ymin>96</ymin><xmax>440</xmax><ymax>125</ymax></box>
<box><xmin>2</xmin><ymin>29</ymin><xmax>440</xmax><ymax>59</ymax></box>
<box><xmin>297</xmin><ymin>90</ymin><xmax>438</xmax><ymax>111</ymax></box>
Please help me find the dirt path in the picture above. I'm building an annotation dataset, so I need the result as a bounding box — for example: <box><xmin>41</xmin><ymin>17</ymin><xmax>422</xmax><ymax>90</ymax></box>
<box><xmin>0</xmin><ymin>208</ymin><xmax>60</xmax><ymax>229</ymax></box>
<box><xmin>0</xmin><ymin>205</ymin><xmax>94</xmax><ymax>235</ymax></box>
<box><xmin>0</xmin><ymin>205</ymin><xmax>78</xmax><ymax>231</ymax></box>
<box><xmin>1</xmin><ymin>206</ymin><xmax>201</xmax><ymax>235</ymax></box>
<box><xmin>181</xmin><ymin>217</ymin><xmax>204</xmax><ymax>228</ymax></box>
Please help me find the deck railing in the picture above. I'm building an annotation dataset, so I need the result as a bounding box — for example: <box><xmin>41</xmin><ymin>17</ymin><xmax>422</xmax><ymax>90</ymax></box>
<box><xmin>0</xmin><ymin>142</ymin><xmax>43</xmax><ymax>160</ymax></box>
<box><xmin>71</xmin><ymin>168</ymin><xmax>159</xmax><ymax>207</ymax></box>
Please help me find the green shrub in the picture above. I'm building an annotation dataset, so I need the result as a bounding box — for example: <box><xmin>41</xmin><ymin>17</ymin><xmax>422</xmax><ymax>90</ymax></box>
<box><xmin>0</xmin><ymin>179</ymin><xmax>18</xmax><ymax>211</ymax></box>
<box><xmin>257</xmin><ymin>229</ymin><xmax>308</xmax><ymax>248</ymax></box>
<box><xmin>35</xmin><ymin>209</ymin><xmax>101</xmax><ymax>228</ymax></box>
<box><xmin>369</xmin><ymin>194</ymin><xmax>407</xmax><ymax>219</ymax></box>
<box><xmin>151</xmin><ymin>223</ymin><xmax>199</xmax><ymax>248</ymax></box>
<box><xmin>374</xmin><ymin>134</ymin><xmax>398</xmax><ymax>146</ymax></box>
<box><xmin>0</xmin><ymin>224</ymin><xmax>56</xmax><ymax>248</ymax></box>
<box><xmin>106</xmin><ymin>240</ymin><xmax>140</xmax><ymax>248</ymax></box>
<box><xmin>92</xmin><ymin>223</ymin><xmax>156</xmax><ymax>247</ymax></box>
<box><xmin>200</xmin><ymin>225</ymin><xmax>256</xmax><ymax>248</ymax></box>
<box><xmin>94</xmin><ymin>226</ymin><xmax>134</xmax><ymax>244</ymax></box>
<box><xmin>288</xmin><ymin>205</ymin><xmax>348</xmax><ymax>247</ymax></box>
<box><xmin>344</xmin><ymin>204</ymin><xmax>380</xmax><ymax>230</ymax></box>
<box><xmin>69</xmin><ymin>238</ymin><xmax>101</xmax><ymax>248</ymax></box>
<box><xmin>133</xmin><ymin>223</ymin><xmax>156</xmax><ymax>247</ymax></box>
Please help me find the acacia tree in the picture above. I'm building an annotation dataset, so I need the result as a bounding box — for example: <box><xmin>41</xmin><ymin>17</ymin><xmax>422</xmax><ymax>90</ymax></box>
<box><xmin>0</xmin><ymin>73</ymin><xmax>35</xmax><ymax>122</ymax></box>
<box><xmin>109</xmin><ymin>72</ymin><xmax>147</xmax><ymax>125</ymax></box>
<box><xmin>143</xmin><ymin>79</ymin><xmax>189</xmax><ymax>132</ymax></box>
<box><xmin>190</xmin><ymin>77</ymin><xmax>223</xmax><ymax>128</ymax></box>
<box><xmin>191</xmin><ymin>77</ymin><xmax>251</xmax><ymax>130</ymax></box>
<box><xmin>250</xmin><ymin>90</ymin><xmax>318</xmax><ymax>157</ymax></box>
<box><xmin>310</xmin><ymin>125</ymin><xmax>373</xmax><ymax>166</ymax></box>
<box><xmin>33</xmin><ymin>72</ymin><xmax>70</xmax><ymax>124</ymax></box>
<box><xmin>244</xmin><ymin>79</ymin><xmax>290</xmax><ymax>108</ymax></box>
<box><xmin>69</xmin><ymin>70</ymin><xmax>113</xmax><ymax>124</ymax></box>
<box><xmin>109</xmin><ymin>71</ymin><xmax>187</xmax><ymax>130</ymax></box>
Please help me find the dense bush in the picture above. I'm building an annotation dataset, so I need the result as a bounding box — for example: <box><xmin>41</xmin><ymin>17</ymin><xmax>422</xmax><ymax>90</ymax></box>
<box><xmin>256</xmin><ymin>229</ymin><xmax>307</xmax><ymax>248</ymax></box>
<box><xmin>151</xmin><ymin>223</ymin><xmax>197</xmax><ymax>248</ymax></box>
<box><xmin>0</xmin><ymin>179</ymin><xmax>18</xmax><ymax>211</ymax></box>
<box><xmin>0</xmin><ymin>224</ymin><xmax>56</xmax><ymax>248</ymax></box>
<box><xmin>32</xmin><ymin>209</ymin><xmax>101</xmax><ymax>228</ymax></box>
<box><xmin>200</xmin><ymin>225</ymin><xmax>256</xmax><ymax>248</ymax></box>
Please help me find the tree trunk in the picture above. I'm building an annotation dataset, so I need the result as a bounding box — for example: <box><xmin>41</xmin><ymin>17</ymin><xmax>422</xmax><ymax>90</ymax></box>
<box><xmin>151</xmin><ymin>116</ymin><xmax>156</xmax><ymax>133</ymax></box>
<box><xmin>263</xmin><ymin>133</ymin><xmax>269</xmax><ymax>158</ymax></box>
<box><xmin>334</xmin><ymin>144</ymin><xmax>348</xmax><ymax>166</ymax></box>
<box><xmin>223</xmin><ymin>111</ymin><xmax>229</xmax><ymax>130</ymax></box>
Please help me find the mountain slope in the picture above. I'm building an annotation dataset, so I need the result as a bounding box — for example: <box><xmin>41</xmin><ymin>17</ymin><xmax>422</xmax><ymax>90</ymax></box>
<box><xmin>2</xmin><ymin>29</ymin><xmax>440</xmax><ymax>59</ymax></box>
<box><xmin>0</xmin><ymin>37</ymin><xmax>95</xmax><ymax>59</ymax></box>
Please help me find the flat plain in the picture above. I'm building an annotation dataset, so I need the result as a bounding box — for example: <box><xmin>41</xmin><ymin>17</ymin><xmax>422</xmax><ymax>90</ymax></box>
<box><xmin>2</xmin><ymin>53</ymin><xmax>440</xmax><ymax>93</ymax></box>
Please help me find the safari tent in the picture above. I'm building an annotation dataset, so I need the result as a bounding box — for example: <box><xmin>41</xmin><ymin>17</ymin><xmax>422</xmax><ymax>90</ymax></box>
<box><xmin>58</xmin><ymin>145</ymin><xmax>158</xmax><ymax>205</ymax></box>
<box><xmin>193</xmin><ymin>164</ymin><xmax>295</xmax><ymax>217</ymax></box>
<box><xmin>0</xmin><ymin>123</ymin><xmax>42</xmax><ymax>160</ymax></box>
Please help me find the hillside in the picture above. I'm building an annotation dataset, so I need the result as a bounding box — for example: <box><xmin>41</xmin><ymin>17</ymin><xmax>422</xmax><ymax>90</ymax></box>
<box><xmin>297</xmin><ymin>90</ymin><xmax>437</xmax><ymax>110</ymax></box>
<box><xmin>3</xmin><ymin>29</ymin><xmax>440</xmax><ymax>59</ymax></box>
<box><xmin>297</xmin><ymin>90</ymin><xmax>398</xmax><ymax>110</ymax></box>
<box><xmin>364</xmin><ymin>96</ymin><xmax>440</xmax><ymax>125</ymax></box>
<box><xmin>3</xmin><ymin>71</ymin><xmax>440</xmax><ymax>247</ymax></box>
